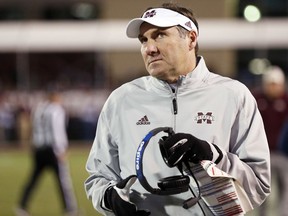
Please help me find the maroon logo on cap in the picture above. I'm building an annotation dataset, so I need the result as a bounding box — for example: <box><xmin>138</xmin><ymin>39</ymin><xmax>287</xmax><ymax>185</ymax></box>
<box><xmin>185</xmin><ymin>21</ymin><xmax>192</xmax><ymax>29</ymax></box>
<box><xmin>144</xmin><ymin>10</ymin><xmax>156</xmax><ymax>18</ymax></box>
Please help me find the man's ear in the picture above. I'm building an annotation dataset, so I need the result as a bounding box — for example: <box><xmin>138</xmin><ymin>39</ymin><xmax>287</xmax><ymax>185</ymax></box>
<box><xmin>188</xmin><ymin>31</ymin><xmax>197</xmax><ymax>50</ymax></box>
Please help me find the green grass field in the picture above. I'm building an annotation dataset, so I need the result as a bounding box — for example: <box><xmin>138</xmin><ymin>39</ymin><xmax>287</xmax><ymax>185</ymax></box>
<box><xmin>0</xmin><ymin>145</ymin><xmax>278</xmax><ymax>216</ymax></box>
<box><xmin>0</xmin><ymin>145</ymin><xmax>100</xmax><ymax>216</ymax></box>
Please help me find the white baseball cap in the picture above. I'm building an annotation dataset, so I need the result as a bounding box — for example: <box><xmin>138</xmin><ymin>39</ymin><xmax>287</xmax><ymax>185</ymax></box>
<box><xmin>262</xmin><ymin>66</ymin><xmax>285</xmax><ymax>84</ymax></box>
<box><xmin>126</xmin><ymin>8</ymin><xmax>198</xmax><ymax>38</ymax></box>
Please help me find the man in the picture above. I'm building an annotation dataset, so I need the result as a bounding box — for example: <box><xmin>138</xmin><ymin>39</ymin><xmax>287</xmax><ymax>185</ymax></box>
<box><xmin>254</xmin><ymin>66</ymin><xmax>288</xmax><ymax>216</ymax></box>
<box><xmin>85</xmin><ymin>3</ymin><xmax>270</xmax><ymax>215</ymax></box>
<box><xmin>16</xmin><ymin>91</ymin><xmax>77</xmax><ymax>216</ymax></box>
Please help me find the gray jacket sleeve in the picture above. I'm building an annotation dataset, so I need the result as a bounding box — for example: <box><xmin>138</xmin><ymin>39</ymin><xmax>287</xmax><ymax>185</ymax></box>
<box><xmin>84</xmin><ymin>109</ymin><xmax>120</xmax><ymax>215</ymax></box>
<box><xmin>216</xmin><ymin>85</ymin><xmax>271</xmax><ymax>208</ymax></box>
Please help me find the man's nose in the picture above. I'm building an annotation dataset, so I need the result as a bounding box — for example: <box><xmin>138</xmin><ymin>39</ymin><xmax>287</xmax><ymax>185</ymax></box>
<box><xmin>145</xmin><ymin>41</ymin><xmax>158</xmax><ymax>55</ymax></box>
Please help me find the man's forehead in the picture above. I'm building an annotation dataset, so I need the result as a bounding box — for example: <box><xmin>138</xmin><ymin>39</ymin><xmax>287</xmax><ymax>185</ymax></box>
<box><xmin>139</xmin><ymin>23</ymin><xmax>173</xmax><ymax>36</ymax></box>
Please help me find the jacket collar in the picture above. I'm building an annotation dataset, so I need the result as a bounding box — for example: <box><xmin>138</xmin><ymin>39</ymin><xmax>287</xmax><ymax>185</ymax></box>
<box><xmin>149</xmin><ymin>56</ymin><xmax>210</xmax><ymax>94</ymax></box>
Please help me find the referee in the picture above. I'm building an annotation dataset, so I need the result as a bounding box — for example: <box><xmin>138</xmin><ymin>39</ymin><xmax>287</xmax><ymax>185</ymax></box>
<box><xmin>16</xmin><ymin>91</ymin><xmax>77</xmax><ymax>216</ymax></box>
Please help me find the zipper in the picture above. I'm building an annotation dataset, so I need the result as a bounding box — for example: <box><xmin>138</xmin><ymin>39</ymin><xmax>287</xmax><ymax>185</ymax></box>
<box><xmin>171</xmin><ymin>87</ymin><xmax>178</xmax><ymax>131</ymax></box>
<box><xmin>170</xmin><ymin>76</ymin><xmax>185</xmax><ymax>130</ymax></box>
<box><xmin>171</xmin><ymin>76</ymin><xmax>184</xmax><ymax>115</ymax></box>
<box><xmin>172</xmin><ymin>88</ymin><xmax>178</xmax><ymax>115</ymax></box>
<box><xmin>168</xmin><ymin>83</ymin><xmax>179</xmax><ymax>131</ymax></box>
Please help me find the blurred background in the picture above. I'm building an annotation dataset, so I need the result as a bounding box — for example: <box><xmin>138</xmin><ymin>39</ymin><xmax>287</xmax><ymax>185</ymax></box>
<box><xmin>0</xmin><ymin>0</ymin><xmax>287</xmax><ymax>215</ymax></box>
<box><xmin>1</xmin><ymin>0</ymin><xmax>288</xmax><ymax>144</ymax></box>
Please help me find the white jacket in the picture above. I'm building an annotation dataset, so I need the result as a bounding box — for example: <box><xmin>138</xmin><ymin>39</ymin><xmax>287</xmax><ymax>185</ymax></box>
<box><xmin>85</xmin><ymin>57</ymin><xmax>270</xmax><ymax>216</ymax></box>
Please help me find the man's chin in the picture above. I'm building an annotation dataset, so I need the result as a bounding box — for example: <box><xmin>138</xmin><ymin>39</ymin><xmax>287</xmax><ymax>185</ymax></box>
<box><xmin>149</xmin><ymin>72</ymin><xmax>166</xmax><ymax>80</ymax></box>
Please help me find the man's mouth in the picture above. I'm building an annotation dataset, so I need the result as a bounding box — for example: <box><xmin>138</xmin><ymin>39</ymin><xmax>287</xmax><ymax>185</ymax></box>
<box><xmin>148</xmin><ymin>58</ymin><xmax>162</xmax><ymax>65</ymax></box>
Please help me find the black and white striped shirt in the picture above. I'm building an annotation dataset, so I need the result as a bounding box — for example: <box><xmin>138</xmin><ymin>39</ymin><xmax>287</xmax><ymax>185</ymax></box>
<box><xmin>32</xmin><ymin>101</ymin><xmax>68</xmax><ymax>156</ymax></box>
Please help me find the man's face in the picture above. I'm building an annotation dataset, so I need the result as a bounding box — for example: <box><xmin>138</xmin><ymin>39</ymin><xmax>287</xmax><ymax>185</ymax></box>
<box><xmin>138</xmin><ymin>23</ymin><xmax>195</xmax><ymax>83</ymax></box>
<box><xmin>264</xmin><ymin>82</ymin><xmax>285</xmax><ymax>99</ymax></box>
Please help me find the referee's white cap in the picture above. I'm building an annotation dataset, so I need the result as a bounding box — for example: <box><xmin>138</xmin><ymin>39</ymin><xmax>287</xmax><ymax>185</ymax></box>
<box><xmin>126</xmin><ymin>8</ymin><xmax>198</xmax><ymax>38</ymax></box>
<box><xmin>262</xmin><ymin>66</ymin><xmax>285</xmax><ymax>84</ymax></box>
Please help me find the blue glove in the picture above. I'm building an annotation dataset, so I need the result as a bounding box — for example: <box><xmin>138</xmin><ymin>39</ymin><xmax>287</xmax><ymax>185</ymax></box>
<box><xmin>159</xmin><ymin>133</ymin><xmax>220</xmax><ymax>167</ymax></box>
<box><xmin>104</xmin><ymin>175</ymin><xmax>150</xmax><ymax>216</ymax></box>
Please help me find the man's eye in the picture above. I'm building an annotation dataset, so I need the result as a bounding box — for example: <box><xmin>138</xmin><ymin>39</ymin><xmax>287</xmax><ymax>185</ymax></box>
<box><xmin>157</xmin><ymin>32</ymin><xmax>165</xmax><ymax>38</ymax></box>
<box><xmin>139</xmin><ymin>37</ymin><xmax>147</xmax><ymax>44</ymax></box>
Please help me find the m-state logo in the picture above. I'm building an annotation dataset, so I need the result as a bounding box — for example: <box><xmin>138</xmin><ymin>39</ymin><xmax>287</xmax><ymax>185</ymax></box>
<box><xmin>194</xmin><ymin>112</ymin><xmax>214</xmax><ymax>124</ymax></box>
<box><xmin>144</xmin><ymin>10</ymin><xmax>156</xmax><ymax>18</ymax></box>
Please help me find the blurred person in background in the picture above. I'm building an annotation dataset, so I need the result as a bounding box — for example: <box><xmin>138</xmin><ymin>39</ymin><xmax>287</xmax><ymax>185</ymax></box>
<box><xmin>254</xmin><ymin>66</ymin><xmax>288</xmax><ymax>216</ymax></box>
<box><xmin>84</xmin><ymin>2</ymin><xmax>270</xmax><ymax>215</ymax></box>
<box><xmin>0</xmin><ymin>93</ymin><xmax>17</xmax><ymax>142</ymax></box>
<box><xmin>16</xmin><ymin>91</ymin><xmax>78</xmax><ymax>216</ymax></box>
<box><xmin>277</xmin><ymin>117</ymin><xmax>288</xmax><ymax>216</ymax></box>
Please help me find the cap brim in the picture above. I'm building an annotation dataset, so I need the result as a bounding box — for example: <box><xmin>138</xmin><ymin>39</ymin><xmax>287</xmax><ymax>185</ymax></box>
<box><xmin>126</xmin><ymin>18</ymin><xmax>145</xmax><ymax>38</ymax></box>
<box><xmin>126</xmin><ymin>17</ymin><xmax>177</xmax><ymax>38</ymax></box>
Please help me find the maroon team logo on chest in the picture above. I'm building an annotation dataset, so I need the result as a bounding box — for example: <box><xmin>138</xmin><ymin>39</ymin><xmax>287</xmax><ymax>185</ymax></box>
<box><xmin>194</xmin><ymin>112</ymin><xmax>215</xmax><ymax>124</ymax></box>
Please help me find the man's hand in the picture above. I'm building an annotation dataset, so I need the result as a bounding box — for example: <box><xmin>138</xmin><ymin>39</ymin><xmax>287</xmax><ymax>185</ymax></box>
<box><xmin>159</xmin><ymin>133</ymin><xmax>216</xmax><ymax>167</ymax></box>
<box><xmin>104</xmin><ymin>175</ymin><xmax>150</xmax><ymax>216</ymax></box>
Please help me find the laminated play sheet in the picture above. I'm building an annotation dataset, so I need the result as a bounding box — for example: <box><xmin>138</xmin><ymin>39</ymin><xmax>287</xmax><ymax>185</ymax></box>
<box><xmin>188</xmin><ymin>161</ymin><xmax>253</xmax><ymax>216</ymax></box>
